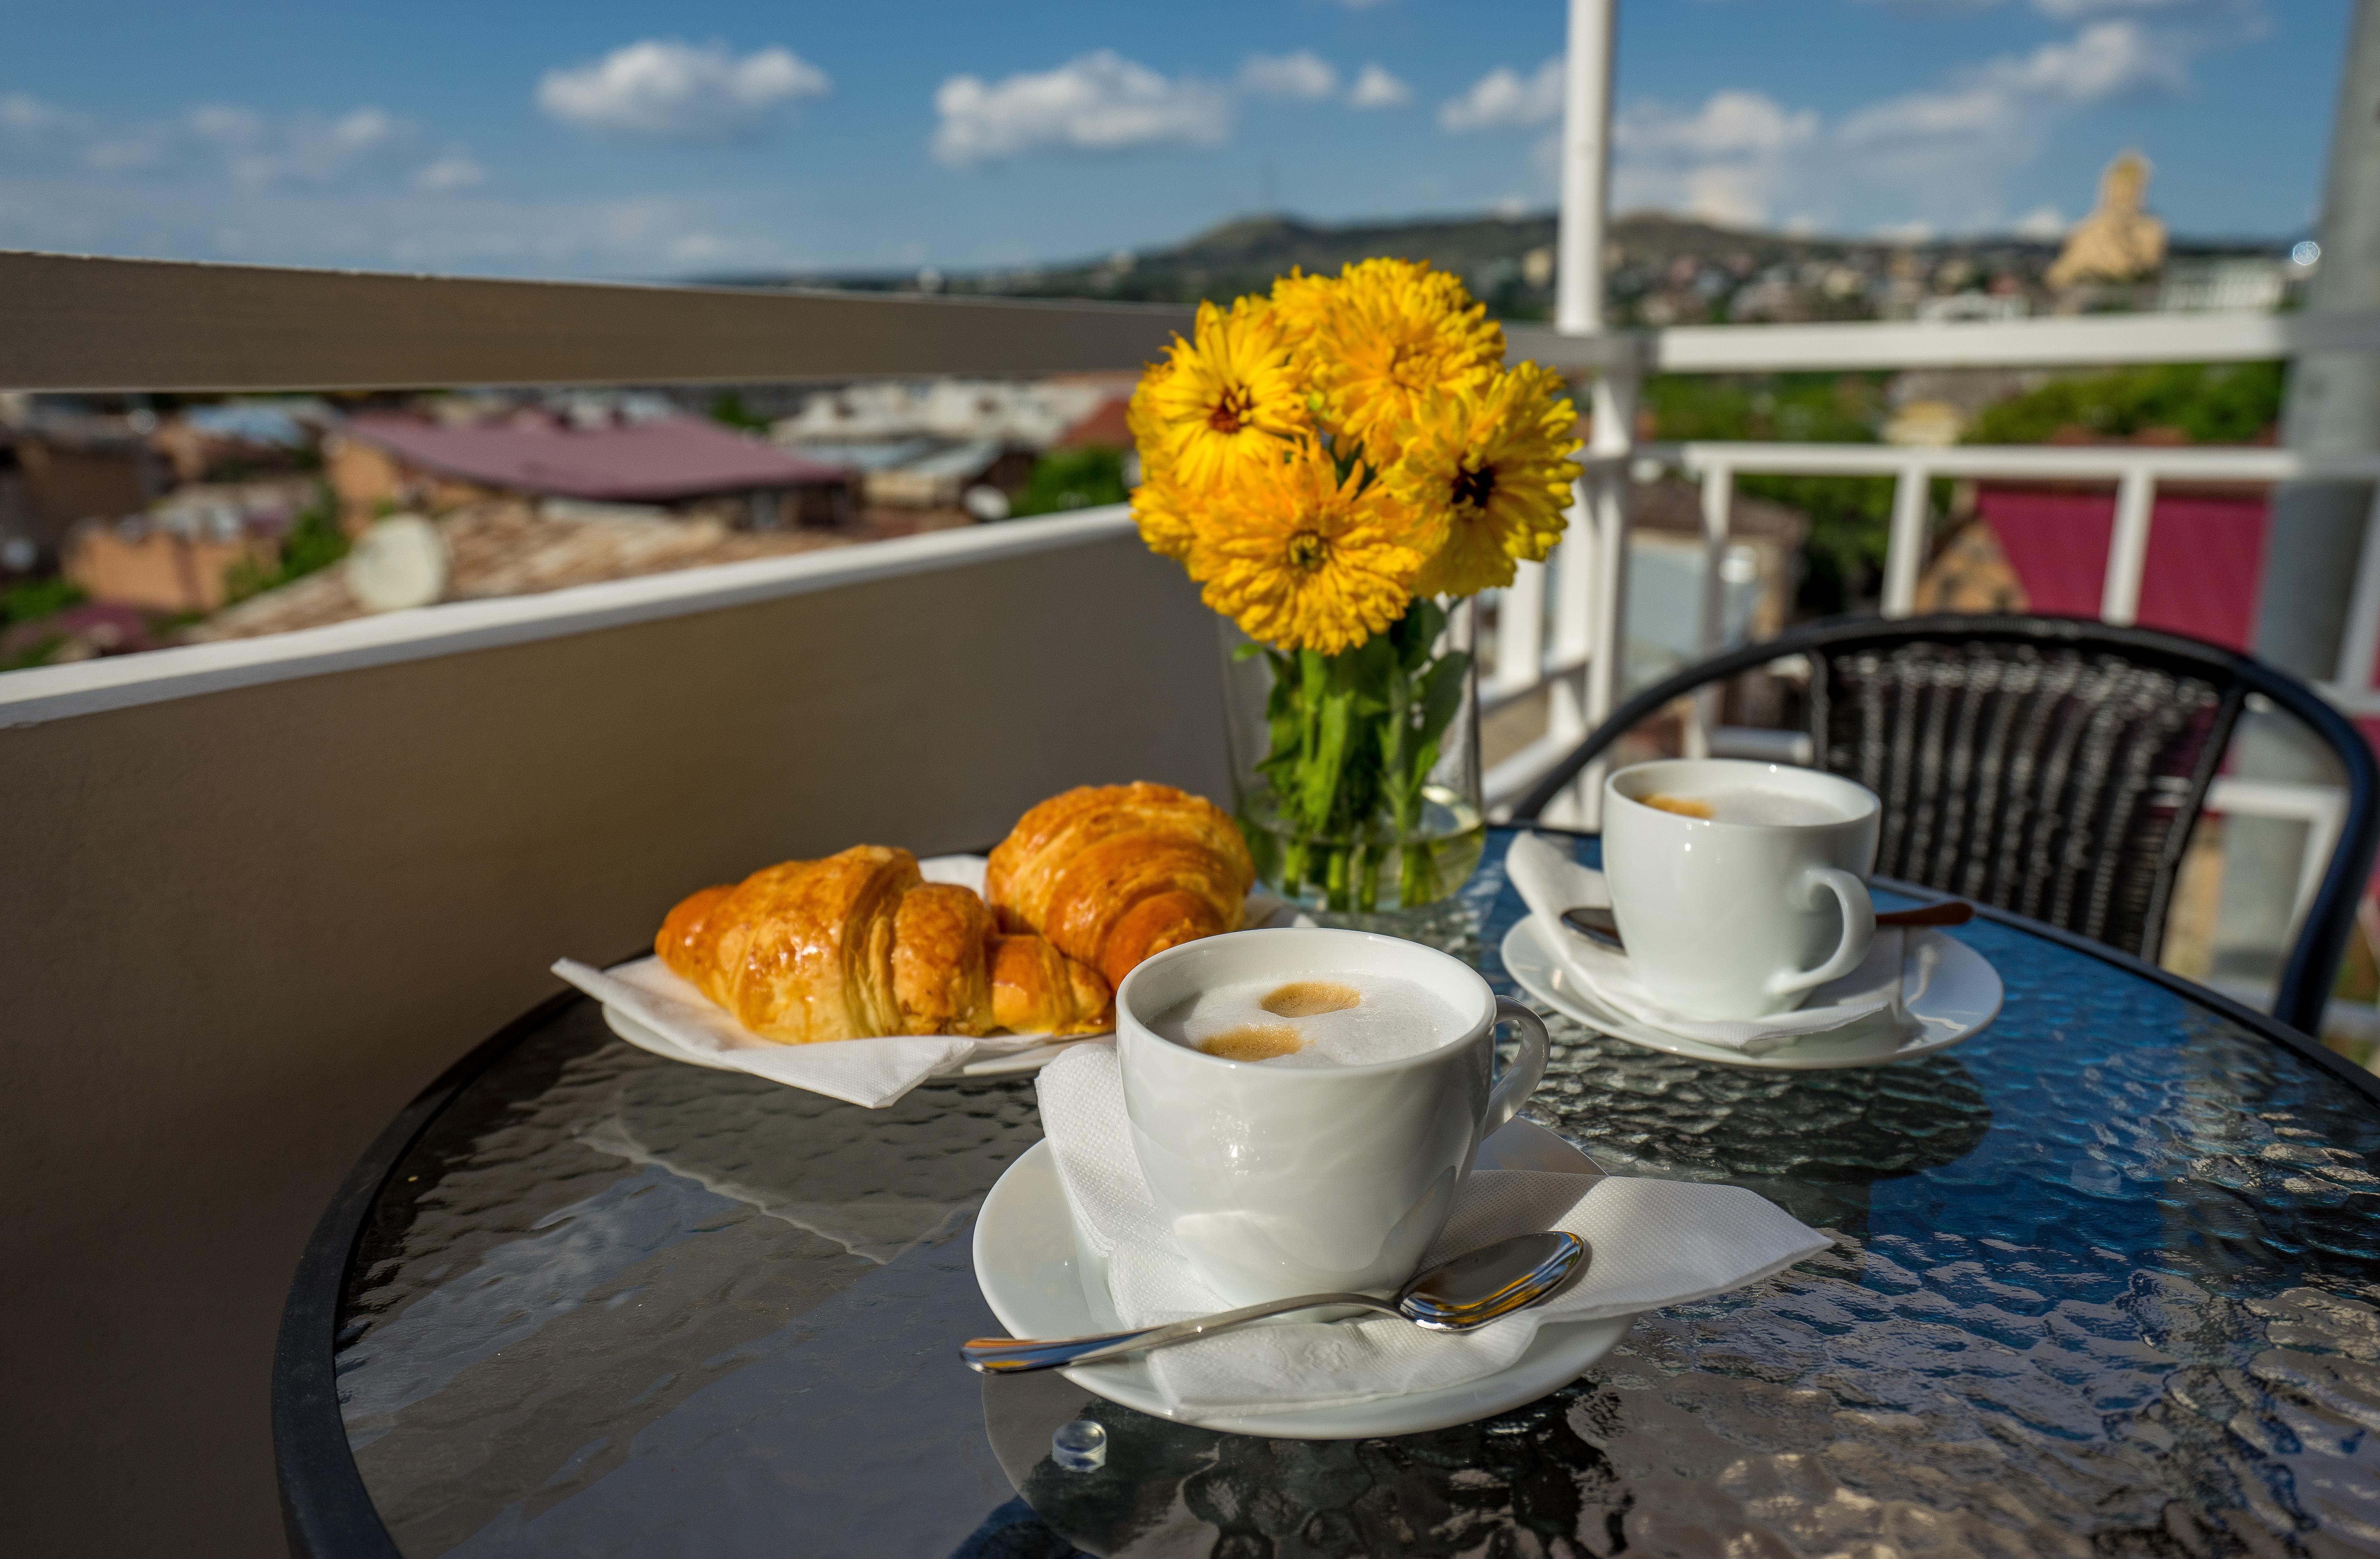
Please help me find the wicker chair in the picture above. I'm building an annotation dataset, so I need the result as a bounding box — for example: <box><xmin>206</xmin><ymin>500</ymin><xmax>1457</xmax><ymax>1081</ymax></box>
<box><xmin>1510</xmin><ymin>615</ymin><xmax>2380</xmax><ymax>1035</ymax></box>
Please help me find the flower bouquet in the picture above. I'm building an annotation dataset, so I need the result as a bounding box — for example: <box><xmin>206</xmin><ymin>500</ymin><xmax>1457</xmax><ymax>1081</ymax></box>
<box><xmin>1128</xmin><ymin>259</ymin><xmax>1584</xmax><ymax>914</ymax></box>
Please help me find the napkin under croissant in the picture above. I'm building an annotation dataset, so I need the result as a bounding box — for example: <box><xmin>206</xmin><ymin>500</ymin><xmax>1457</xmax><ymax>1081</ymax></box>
<box><xmin>656</xmin><ymin>782</ymin><xmax>1255</xmax><ymax>1044</ymax></box>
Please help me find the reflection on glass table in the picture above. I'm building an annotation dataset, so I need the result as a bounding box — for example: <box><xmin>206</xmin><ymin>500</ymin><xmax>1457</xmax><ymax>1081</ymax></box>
<box><xmin>287</xmin><ymin>829</ymin><xmax>2380</xmax><ymax>1558</ymax></box>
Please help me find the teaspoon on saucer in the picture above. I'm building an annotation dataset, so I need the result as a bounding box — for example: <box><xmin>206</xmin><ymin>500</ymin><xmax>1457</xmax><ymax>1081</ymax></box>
<box><xmin>959</xmin><ymin>1230</ymin><xmax>1588</xmax><ymax>1375</ymax></box>
<box><xmin>1559</xmin><ymin>899</ymin><xmax>1973</xmax><ymax>951</ymax></box>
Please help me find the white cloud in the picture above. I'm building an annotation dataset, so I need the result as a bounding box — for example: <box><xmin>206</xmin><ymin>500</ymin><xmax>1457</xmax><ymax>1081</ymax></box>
<box><xmin>187</xmin><ymin>104</ymin><xmax>417</xmax><ymax>187</ymax></box>
<box><xmin>1840</xmin><ymin>21</ymin><xmax>2186</xmax><ymax>146</ymax></box>
<box><xmin>1239</xmin><ymin>51</ymin><xmax>1337</xmax><ymax>101</ymax></box>
<box><xmin>414</xmin><ymin>152</ymin><xmax>487</xmax><ymax>192</ymax></box>
<box><xmin>1439</xmin><ymin>58</ymin><xmax>1563</xmax><ymax>132</ymax></box>
<box><xmin>0</xmin><ymin>93</ymin><xmax>74</xmax><ymax>134</ymax></box>
<box><xmin>1875</xmin><ymin>219</ymin><xmax>1938</xmax><ymax>243</ymax></box>
<box><xmin>1349</xmin><ymin>64</ymin><xmax>1412</xmax><ymax>109</ymax></box>
<box><xmin>537</xmin><ymin>40</ymin><xmax>829</xmax><ymax>141</ymax></box>
<box><xmin>1612</xmin><ymin>90</ymin><xmax>1818</xmax><ymax>227</ymax></box>
<box><xmin>931</xmin><ymin>52</ymin><xmax>1231</xmax><ymax>167</ymax></box>
<box><xmin>2015</xmin><ymin>202</ymin><xmax>2066</xmax><ymax>237</ymax></box>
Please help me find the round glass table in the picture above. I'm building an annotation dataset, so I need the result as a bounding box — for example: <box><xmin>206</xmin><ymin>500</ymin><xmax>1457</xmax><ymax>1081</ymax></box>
<box><xmin>276</xmin><ymin>828</ymin><xmax>2380</xmax><ymax>1557</ymax></box>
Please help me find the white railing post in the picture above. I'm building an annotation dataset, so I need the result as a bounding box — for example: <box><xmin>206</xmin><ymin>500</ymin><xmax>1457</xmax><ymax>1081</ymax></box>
<box><xmin>2101</xmin><ymin>467</ymin><xmax>2157</xmax><ymax>626</ymax></box>
<box><xmin>2333</xmin><ymin>484</ymin><xmax>2380</xmax><ymax>697</ymax></box>
<box><xmin>1549</xmin><ymin>517</ymin><xmax>1596</xmax><ymax>741</ymax></box>
<box><xmin>1550</xmin><ymin>0</ymin><xmax>1620</xmax><ymax>828</ymax></box>
<box><xmin>1492</xmin><ymin>564</ymin><xmax>1548</xmax><ymax>700</ymax></box>
<box><xmin>1569</xmin><ymin>367</ymin><xmax>1638</xmax><ymax>828</ymax></box>
<box><xmin>1556</xmin><ymin>0</ymin><xmax>1615</xmax><ymax>336</ymax></box>
<box><xmin>1688</xmin><ymin>461</ymin><xmax>1732</xmax><ymax>760</ymax></box>
<box><xmin>1881</xmin><ymin>465</ymin><xmax>1931</xmax><ymax>618</ymax></box>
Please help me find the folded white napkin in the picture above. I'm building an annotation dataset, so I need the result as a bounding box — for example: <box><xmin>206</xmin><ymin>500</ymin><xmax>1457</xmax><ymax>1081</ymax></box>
<box><xmin>1506</xmin><ymin>832</ymin><xmax>1922</xmax><ymax>1054</ymax></box>
<box><xmin>1034</xmin><ymin>1042</ymin><xmax>1831</xmax><ymax>1416</ymax></box>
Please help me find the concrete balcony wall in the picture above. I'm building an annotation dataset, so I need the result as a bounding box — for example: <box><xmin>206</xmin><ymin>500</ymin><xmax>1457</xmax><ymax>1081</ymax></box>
<box><xmin>0</xmin><ymin>517</ymin><xmax>1227</xmax><ymax>1557</ymax></box>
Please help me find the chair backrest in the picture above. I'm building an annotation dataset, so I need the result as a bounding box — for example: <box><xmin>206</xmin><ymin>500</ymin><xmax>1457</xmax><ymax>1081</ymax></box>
<box><xmin>1511</xmin><ymin>615</ymin><xmax>2380</xmax><ymax>1036</ymax></box>
<box><xmin>1818</xmin><ymin>633</ymin><xmax>2236</xmax><ymax>959</ymax></box>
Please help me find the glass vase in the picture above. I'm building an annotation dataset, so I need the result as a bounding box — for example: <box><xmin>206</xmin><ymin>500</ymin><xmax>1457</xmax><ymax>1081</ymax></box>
<box><xmin>1219</xmin><ymin>597</ymin><xmax>1486</xmax><ymax>919</ymax></box>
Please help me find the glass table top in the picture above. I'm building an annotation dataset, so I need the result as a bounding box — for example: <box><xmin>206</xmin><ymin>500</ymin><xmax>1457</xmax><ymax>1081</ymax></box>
<box><xmin>319</xmin><ymin>830</ymin><xmax>2380</xmax><ymax>1557</ymax></box>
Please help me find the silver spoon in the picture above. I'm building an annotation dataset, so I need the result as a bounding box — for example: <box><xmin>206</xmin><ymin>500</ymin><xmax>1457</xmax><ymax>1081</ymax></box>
<box><xmin>960</xmin><ymin>1230</ymin><xmax>1588</xmax><ymax>1375</ymax></box>
<box><xmin>1559</xmin><ymin>898</ymin><xmax>1973</xmax><ymax>951</ymax></box>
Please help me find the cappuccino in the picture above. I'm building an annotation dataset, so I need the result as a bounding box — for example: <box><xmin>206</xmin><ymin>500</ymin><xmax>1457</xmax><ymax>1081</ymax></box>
<box><xmin>1151</xmin><ymin>973</ymin><xmax>1464</xmax><ymax>1068</ymax></box>
<box><xmin>1639</xmin><ymin>788</ymin><xmax>1851</xmax><ymax>827</ymax></box>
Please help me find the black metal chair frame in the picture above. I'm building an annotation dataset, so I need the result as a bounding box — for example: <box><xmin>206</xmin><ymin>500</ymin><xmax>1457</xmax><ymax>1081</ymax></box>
<box><xmin>1511</xmin><ymin>614</ymin><xmax>2380</xmax><ymax>1037</ymax></box>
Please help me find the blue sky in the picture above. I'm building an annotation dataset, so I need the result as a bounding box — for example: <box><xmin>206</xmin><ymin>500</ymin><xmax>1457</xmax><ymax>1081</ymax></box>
<box><xmin>0</xmin><ymin>0</ymin><xmax>2349</xmax><ymax>279</ymax></box>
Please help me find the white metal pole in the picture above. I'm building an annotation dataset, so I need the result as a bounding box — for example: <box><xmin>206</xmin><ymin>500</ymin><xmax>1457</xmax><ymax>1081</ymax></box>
<box><xmin>1882</xmin><ymin>466</ymin><xmax>1931</xmax><ymax>617</ymax></box>
<box><xmin>1689</xmin><ymin>462</ymin><xmax>1732</xmax><ymax>760</ymax></box>
<box><xmin>2100</xmin><ymin>467</ymin><xmax>2157</xmax><ymax>626</ymax></box>
<box><xmin>1557</xmin><ymin>0</ymin><xmax>1616</xmax><ymax>334</ymax></box>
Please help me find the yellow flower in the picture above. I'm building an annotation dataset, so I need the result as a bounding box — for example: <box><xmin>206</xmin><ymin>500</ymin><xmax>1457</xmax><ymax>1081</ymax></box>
<box><xmin>1282</xmin><ymin>259</ymin><xmax>1503</xmax><ymax>465</ymax></box>
<box><xmin>1193</xmin><ymin>439</ymin><xmax>1443</xmax><ymax>654</ymax></box>
<box><xmin>1394</xmin><ymin>362</ymin><xmax>1585</xmax><ymax>597</ymax></box>
<box><xmin>1130</xmin><ymin>466</ymin><xmax>1200</xmax><ymax>561</ymax></box>
<box><xmin>1136</xmin><ymin>298</ymin><xmax>1309</xmax><ymax>491</ymax></box>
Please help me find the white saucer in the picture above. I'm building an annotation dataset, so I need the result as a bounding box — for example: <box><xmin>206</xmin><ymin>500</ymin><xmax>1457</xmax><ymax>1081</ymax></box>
<box><xmin>1501</xmin><ymin>916</ymin><xmax>2002</xmax><ymax>1071</ymax></box>
<box><xmin>971</xmin><ymin>1118</ymin><xmax>1632</xmax><ymax>1439</ymax></box>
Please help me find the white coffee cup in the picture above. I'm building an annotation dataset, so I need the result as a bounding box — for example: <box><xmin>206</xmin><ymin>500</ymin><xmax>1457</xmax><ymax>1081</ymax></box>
<box><xmin>1600</xmin><ymin>758</ymin><xmax>1882</xmax><ymax>1021</ymax></box>
<box><xmin>1114</xmin><ymin>928</ymin><xmax>1551</xmax><ymax>1307</ymax></box>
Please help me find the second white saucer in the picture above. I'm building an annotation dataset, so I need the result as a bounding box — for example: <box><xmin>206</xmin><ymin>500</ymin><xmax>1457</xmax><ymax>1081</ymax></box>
<box><xmin>1501</xmin><ymin>916</ymin><xmax>2003</xmax><ymax>1071</ymax></box>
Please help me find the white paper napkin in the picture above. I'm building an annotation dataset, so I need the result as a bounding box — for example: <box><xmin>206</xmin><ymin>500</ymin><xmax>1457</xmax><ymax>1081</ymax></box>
<box><xmin>1506</xmin><ymin>832</ymin><xmax>1921</xmax><ymax>1054</ymax></box>
<box><xmin>1033</xmin><ymin>1042</ymin><xmax>1831</xmax><ymax>1416</ymax></box>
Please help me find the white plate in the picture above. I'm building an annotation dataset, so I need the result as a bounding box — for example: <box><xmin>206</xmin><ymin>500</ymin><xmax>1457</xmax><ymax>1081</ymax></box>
<box><xmin>1501</xmin><ymin>916</ymin><xmax>2003</xmax><ymax>1071</ymax></box>
<box><xmin>971</xmin><ymin>1118</ymin><xmax>1632</xmax><ymax>1439</ymax></box>
<box><xmin>599</xmin><ymin>1006</ymin><xmax>1098</xmax><ymax>1079</ymax></box>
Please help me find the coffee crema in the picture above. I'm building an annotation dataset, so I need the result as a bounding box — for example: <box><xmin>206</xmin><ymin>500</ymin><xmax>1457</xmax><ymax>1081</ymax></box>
<box><xmin>1635</xmin><ymin>788</ymin><xmax>1850</xmax><ymax>827</ymax></box>
<box><xmin>1153</xmin><ymin>974</ymin><xmax>1463</xmax><ymax>1068</ymax></box>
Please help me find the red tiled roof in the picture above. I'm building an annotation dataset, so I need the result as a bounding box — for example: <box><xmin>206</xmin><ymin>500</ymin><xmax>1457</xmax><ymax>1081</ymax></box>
<box><xmin>344</xmin><ymin>414</ymin><xmax>847</xmax><ymax>501</ymax></box>
<box><xmin>1054</xmin><ymin>397</ymin><xmax>1133</xmax><ymax>450</ymax></box>
<box><xmin>1975</xmin><ymin>487</ymin><xmax>2268</xmax><ymax>652</ymax></box>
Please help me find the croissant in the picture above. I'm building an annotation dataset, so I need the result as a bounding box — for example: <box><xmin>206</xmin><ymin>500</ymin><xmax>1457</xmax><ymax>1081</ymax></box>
<box><xmin>986</xmin><ymin>782</ymin><xmax>1255</xmax><ymax>989</ymax></box>
<box><xmin>992</xmin><ymin>934</ymin><xmax>1114</xmax><ymax>1035</ymax></box>
<box><xmin>656</xmin><ymin>844</ymin><xmax>1112</xmax><ymax>1042</ymax></box>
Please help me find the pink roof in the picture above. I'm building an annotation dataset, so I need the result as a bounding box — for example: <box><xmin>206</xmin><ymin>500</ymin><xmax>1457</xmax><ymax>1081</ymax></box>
<box><xmin>1976</xmin><ymin>486</ymin><xmax>2268</xmax><ymax>652</ymax></box>
<box><xmin>344</xmin><ymin>414</ymin><xmax>846</xmax><ymax>502</ymax></box>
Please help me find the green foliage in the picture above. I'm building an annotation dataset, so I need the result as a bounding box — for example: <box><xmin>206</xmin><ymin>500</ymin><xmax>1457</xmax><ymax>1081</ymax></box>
<box><xmin>2</xmin><ymin>573</ymin><xmax>86</xmax><ymax>628</ymax></box>
<box><xmin>1250</xmin><ymin>599</ymin><xmax>1470</xmax><ymax>910</ymax></box>
<box><xmin>1964</xmin><ymin>361</ymin><xmax>2285</xmax><ymax>446</ymax></box>
<box><xmin>708</xmin><ymin>391</ymin><xmax>771</xmax><ymax>432</ymax></box>
<box><xmin>1644</xmin><ymin>373</ymin><xmax>1897</xmax><ymax>616</ymax></box>
<box><xmin>223</xmin><ymin>484</ymin><xmax>349</xmax><ymax>607</ymax></box>
<box><xmin>1011</xmin><ymin>447</ymin><xmax>1129</xmax><ymax>517</ymax></box>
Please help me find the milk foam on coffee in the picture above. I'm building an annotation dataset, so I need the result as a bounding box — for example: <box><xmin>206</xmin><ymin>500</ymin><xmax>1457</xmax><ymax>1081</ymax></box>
<box><xmin>1150</xmin><ymin>973</ymin><xmax>1463</xmax><ymax>1068</ymax></box>
<box><xmin>1640</xmin><ymin>788</ymin><xmax>1851</xmax><ymax>827</ymax></box>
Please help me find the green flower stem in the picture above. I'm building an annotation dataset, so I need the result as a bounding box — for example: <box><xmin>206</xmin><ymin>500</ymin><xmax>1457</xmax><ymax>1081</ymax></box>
<box><xmin>1245</xmin><ymin>598</ymin><xmax>1472</xmax><ymax>912</ymax></box>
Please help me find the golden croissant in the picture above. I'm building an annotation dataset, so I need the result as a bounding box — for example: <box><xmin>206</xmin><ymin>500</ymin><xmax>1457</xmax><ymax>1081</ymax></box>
<box><xmin>986</xmin><ymin>782</ymin><xmax>1255</xmax><ymax>990</ymax></box>
<box><xmin>656</xmin><ymin>844</ymin><xmax>1110</xmax><ymax>1043</ymax></box>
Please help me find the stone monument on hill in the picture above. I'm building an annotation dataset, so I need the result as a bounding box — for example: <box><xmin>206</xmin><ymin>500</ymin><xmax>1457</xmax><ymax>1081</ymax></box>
<box><xmin>2046</xmin><ymin>152</ymin><xmax>2168</xmax><ymax>289</ymax></box>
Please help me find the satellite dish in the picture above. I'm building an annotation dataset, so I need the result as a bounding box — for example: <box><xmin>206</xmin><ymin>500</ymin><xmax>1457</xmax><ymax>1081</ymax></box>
<box><xmin>347</xmin><ymin>515</ymin><xmax>449</xmax><ymax>613</ymax></box>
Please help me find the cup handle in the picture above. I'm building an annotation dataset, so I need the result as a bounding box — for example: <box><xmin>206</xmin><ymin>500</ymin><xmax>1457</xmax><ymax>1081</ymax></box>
<box><xmin>1483</xmin><ymin>997</ymin><xmax>1551</xmax><ymax>1137</ymax></box>
<box><xmin>1765</xmin><ymin>866</ymin><xmax>1874</xmax><ymax>998</ymax></box>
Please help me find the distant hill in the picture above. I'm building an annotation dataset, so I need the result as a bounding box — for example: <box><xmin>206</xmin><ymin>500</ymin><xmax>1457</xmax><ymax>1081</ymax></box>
<box><xmin>706</xmin><ymin>208</ymin><xmax>2292</xmax><ymax>328</ymax></box>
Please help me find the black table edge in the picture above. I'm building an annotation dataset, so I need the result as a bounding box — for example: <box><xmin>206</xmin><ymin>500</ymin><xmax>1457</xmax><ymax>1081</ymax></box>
<box><xmin>272</xmin><ymin>987</ymin><xmax>582</xmax><ymax>1559</ymax></box>
<box><xmin>268</xmin><ymin>849</ymin><xmax>2380</xmax><ymax>1556</ymax></box>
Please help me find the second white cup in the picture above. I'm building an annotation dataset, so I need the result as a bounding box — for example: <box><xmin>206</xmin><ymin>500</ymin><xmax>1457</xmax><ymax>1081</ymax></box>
<box><xmin>1600</xmin><ymin>758</ymin><xmax>1882</xmax><ymax>1021</ymax></box>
